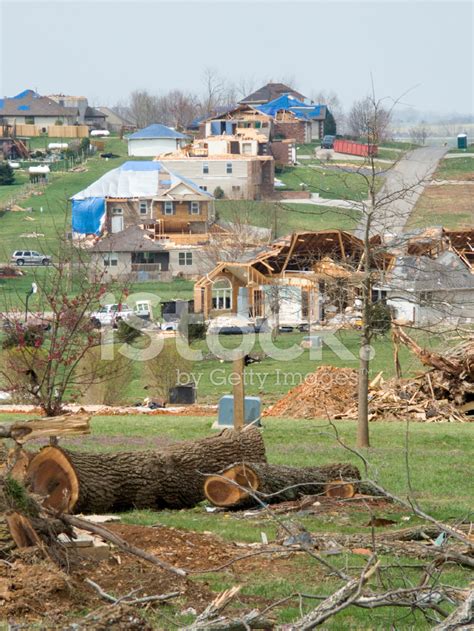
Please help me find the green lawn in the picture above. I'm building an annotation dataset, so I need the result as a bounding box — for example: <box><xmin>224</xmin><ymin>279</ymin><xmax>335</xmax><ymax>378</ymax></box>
<box><xmin>216</xmin><ymin>200</ymin><xmax>359</xmax><ymax>236</ymax></box>
<box><xmin>277</xmin><ymin>165</ymin><xmax>374</xmax><ymax>201</ymax></box>
<box><xmin>4</xmin><ymin>413</ymin><xmax>472</xmax><ymax>628</ymax></box>
<box><xmin>0</xmin><ymin>136</ymin><xmax>129</xmax><ymax>260</ymax></box>
<box><xmin>434</xmin><ymin>156</ymin><xmax>474</xmax><ymax>179</ymax></box>
<box><xmin>63</xmin><ymin>330</ymin><xmax>429</xmax><ymax>406</ymax></box>
<box><xmin>448</xmin><ymin>145</ymin><xmax>474</xmax><ymax>154</ymax></box>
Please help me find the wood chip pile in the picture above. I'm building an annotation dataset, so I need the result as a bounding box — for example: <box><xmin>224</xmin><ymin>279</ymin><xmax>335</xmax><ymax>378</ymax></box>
<box><xmin>265</xmin><ymin>330</ymin><xmax>474</xmax><ymax>422</ymax></box>
<box><xmin>264</xmin><ymin>366</ymin><xmax>358</xmax><ymax>419</ymax></box>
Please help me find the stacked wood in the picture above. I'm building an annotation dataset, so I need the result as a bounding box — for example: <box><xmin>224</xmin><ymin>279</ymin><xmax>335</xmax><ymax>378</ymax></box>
<box><xmin>204</xmin><ymin>462</ymin><xmax>361</xmax><ymax>509</ymax></box>
<box><xmin>26</xmin><ymin>428</ymin><xmax>267</xmax><ymax>513</ymax></box>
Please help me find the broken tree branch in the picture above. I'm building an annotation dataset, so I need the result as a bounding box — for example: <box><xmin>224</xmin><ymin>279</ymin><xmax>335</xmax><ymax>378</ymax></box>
<box><xmin>85</xmin><ymin>578</ymin><xmax>180</xmax><ymax>606</ymax></box>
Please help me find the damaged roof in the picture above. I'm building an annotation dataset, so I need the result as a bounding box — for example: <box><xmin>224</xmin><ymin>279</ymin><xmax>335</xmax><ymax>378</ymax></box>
<box><xmin>389</xmin><ymin>251</ymin><xmax>474</xmax><ymax>292</ymax></box>
<box><xmin>240</xmin><ymin>83</ymin><xmax>307</xmax><ymax>105</ymax></box>
<box><xmin>0</xmin><ymin>89</ymin><xmax>78</xmax><ymax>117</ymax></box>
<box><xmin>90</xmin><ymin>225</ymin><xmax>166</xmax><ymax>253</ymax></box>
<box><xmin>255</xmin><ymin>94</ymin><xmax>326</xmax><ymax>121</ymax></box>
<box><xmin>71</xmin><ymin>161</ymin><xmax>213</xmax><ymax>200</ymax></box>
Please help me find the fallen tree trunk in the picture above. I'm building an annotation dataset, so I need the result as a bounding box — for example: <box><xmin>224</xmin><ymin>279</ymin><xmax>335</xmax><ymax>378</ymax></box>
<box><xmin>204</xmin><ymin>462</ymin><xmax>361</xmax><ymax>508</ymax></box>
<box><xmin>26</xmin><ymin>428</ymin><xmax>266</xmax><ymax>513</ymax></box>
<box><xmin>0</xmin><ymin>412</ymin><xmax>90</xmax><ymax>444</ymax></box>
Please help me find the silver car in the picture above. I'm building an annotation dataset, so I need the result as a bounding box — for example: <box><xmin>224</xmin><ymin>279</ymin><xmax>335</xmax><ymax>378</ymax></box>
<box><xmin>11</xmin><ymin>250</ymin><xmax>51</xmax><ymax>266</ymax></box>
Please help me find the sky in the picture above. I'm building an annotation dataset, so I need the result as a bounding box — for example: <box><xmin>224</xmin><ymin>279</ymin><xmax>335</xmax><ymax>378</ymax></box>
<box><xmin>1</xmin><ymin>0</ymin><xmax>473</xmax><ymax>115</ymax></box>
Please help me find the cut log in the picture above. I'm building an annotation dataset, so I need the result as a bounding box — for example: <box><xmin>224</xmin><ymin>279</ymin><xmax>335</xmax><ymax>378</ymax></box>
<box><xmin>5</xmin><ymin>511</ymin><xmax>41</xmax><ymax>548</ymax></box>
<box><xmin>26</xmin><ymin>428</ymin><xmax>266</xmax><ymax>513</ymax></box>
<box><xmin>204</xmin><ymin>462</ymin><xmax>361</xmax><ymax>508</ymax></box>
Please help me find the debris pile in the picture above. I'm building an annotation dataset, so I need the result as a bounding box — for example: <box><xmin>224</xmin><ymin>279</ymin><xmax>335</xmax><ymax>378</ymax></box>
<box><xmin>264</xmin><ymin>366</ymin><xmax>358</xmax><ymax>419</ymax></box>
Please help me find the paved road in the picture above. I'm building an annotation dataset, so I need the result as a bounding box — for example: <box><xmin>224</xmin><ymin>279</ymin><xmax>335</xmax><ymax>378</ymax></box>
<box><xmin>354</xmin><ymin>146</ymin><xmax>447</xmax><ymax>241</ymax></box>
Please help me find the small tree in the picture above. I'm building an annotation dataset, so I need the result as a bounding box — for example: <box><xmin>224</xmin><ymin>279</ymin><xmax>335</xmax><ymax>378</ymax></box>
<box><xmin>0</xmin><ymin>162</ymin><xmax>15</xmax><ymax>186</ymax></box>
<box><xmin>144</xmin><ymin>340</ymin><xmax>192</xmax><ymax>403</ymax></box>
<box><xmin>324</xmin><ymin>110</ymin><xmax>337</xmax><ymax>136</ymax></box>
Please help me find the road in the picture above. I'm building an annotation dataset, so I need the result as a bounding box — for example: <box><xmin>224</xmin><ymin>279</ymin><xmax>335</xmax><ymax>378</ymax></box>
<box><xmin>354</xmin><ymin>146</ymin><xmax>447</xmax><ymax>241</ymax></box>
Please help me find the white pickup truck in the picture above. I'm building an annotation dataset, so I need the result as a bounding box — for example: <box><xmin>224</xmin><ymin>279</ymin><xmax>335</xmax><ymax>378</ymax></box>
<box><xmin>90</xmin><ymin>302</ymin><xmax>152</xmax><ymax>328</ymax></box>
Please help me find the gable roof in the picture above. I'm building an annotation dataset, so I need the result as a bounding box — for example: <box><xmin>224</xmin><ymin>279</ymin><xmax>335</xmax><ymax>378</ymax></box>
<box><xmin>71</xmin><ymin>161</ymin><xmax>212</xmax><ymax>200</ymax></box>
<box><xmin>0</xmin><ymin>89</ymin><xmax>78</xmax><ymax>117</ymax></box>
<box><xmin>240</xmin><ymin>83</ymin><xmax>307</xmax><ymax>105</ymax></box>
<box><xmin>128</xmin><ymin>124</ymin><xmax>190</xmax><ymax>140</ymax></box>
<box><xmin>85</xmin><ymin>105</ymin><xmax>106</xmax><ymax>119</ymax></box>
<box><xmin>255</xmin><ymin>94</ymin><xmax>326</xmax><ymax>121</ymax></box>
<box><xmin>90</xmin><ymin>225</ymin><xmax>167</xmax><ymax>253</ymax></box>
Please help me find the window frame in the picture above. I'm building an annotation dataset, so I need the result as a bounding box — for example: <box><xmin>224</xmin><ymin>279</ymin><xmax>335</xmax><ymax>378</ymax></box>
<box><xmin>178</xmin><ymin>252</ymin><xmax>193</xmax><ymax>266</ymax></box>
<box><xmin>139</xmin><ymin>200</ymin><xmax>148</xmax><ymax>215</ymax></box>
<box><xmin>226</xmin><ymin>162</ymin><xmax>233</xmax><ymax>174</ymax></box>
<box><xmin>202</xmin><ymin>162</ymin><xmax>209</xmax><ymax>175</ymax></box>
<box><xmin>103</xmin><ymin>252</ymin><xmax>119</xmax><ymax>267</ymax></box>
<box><xmin>164</xmin><ymin>201</ymin><xmax>174</xmax><ymax>215</ymax></box>
<box><xmin>190</xmin><ymin>201</ymin><xmax>200</xmax><ymax>215</ymax></box>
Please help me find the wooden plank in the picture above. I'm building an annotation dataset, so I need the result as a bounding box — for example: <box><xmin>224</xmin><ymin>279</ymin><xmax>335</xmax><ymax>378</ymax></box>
<box><xmin>233</xmin><ymin>357</ymin><xmax>245</xmax><ymax>430</ymax></box>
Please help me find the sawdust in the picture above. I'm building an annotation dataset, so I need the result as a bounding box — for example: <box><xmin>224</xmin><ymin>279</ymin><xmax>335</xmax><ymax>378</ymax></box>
<box><xmin>264</xmin><ymin>366</ymin><xmax>358</xmax><ymax>419</ymax></box>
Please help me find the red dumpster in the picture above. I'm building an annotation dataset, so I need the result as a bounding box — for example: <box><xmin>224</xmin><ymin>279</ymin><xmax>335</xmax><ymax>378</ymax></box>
<box><xmin>333</xmin><ymin>139</ymin><xmax>378</xmax><ymax>157</ymax></box>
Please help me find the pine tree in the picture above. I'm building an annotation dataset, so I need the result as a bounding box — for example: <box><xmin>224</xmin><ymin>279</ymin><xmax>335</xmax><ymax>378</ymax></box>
<box><xmin>0</xmin><ymin>161</ymin><xmax>15</xmax><ymax>186</ymax></box>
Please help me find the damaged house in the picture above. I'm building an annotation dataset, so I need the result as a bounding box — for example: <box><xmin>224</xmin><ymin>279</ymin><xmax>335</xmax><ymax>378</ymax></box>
<box><xmin>194</xmin><ymin>230</ymin><xmax>392</xmax><ymax>325</ymax></box>
<box><xmin>71</xmin><ymin>161</ymin><xmax>218</xmax><ymax>279</ymax></box>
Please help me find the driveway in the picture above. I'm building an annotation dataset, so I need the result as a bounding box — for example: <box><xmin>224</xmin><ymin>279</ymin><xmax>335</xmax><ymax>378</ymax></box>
<box><xmin>354</xmin><ymin>146</ymin><xmax>447</xmax><ymax>241</ymax></box>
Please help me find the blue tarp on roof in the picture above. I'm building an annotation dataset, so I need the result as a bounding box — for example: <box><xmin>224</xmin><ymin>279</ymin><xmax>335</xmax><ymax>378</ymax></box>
<box><xmin>72</xmin><ymin>197</ymin><xmax>105</xmax><ymax>235</ymax></box>
<box><xmin>17</xmin><ymin>105</ymin><xmax>30</xmax><ymax>111</ymax></box>
<box><xmin>12</xmin><ymin>89</ymin><xmax>38</xmax><ymax>99</ymax></box>
<box><xmin>256</xmin><ymin>94</ymin><xmax>323</xmax><ymax>120</ymax></box>
<box><xmin>128</xmin><ymin>124</ymin><xmax>189</xmax><ymax>140</ymax></box>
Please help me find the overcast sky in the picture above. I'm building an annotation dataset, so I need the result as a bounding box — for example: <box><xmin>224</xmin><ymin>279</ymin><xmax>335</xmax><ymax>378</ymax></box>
<box><xmin>1</xmin><ymin>0</ymin><xmax>472</xmax><ymax>115</ymax></box>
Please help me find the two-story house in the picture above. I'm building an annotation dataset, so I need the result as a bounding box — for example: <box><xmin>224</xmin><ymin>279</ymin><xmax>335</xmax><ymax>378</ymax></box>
<box><xmin>71</xmin><ymin>161</ymin><xmax>216</xmax><ymax>279</ymax></box>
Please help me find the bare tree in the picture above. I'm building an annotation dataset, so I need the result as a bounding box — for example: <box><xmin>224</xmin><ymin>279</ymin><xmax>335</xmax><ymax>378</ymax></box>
<box><xmin>127</xmin><ymin>90</ymin><xmax>160</xmax><ymax>128</ymax></box>
<box><xmin>201</xmin><ymin>67</ymin><xmax>227</xmax><ymax>115</ymax></box>
<box><xmin>312</xmin><ymin>89</ymin><xmax>345</xmax><ymax>130</ymax></box>
<box><xmin>347</xmin><ymin>96</ymin><xmax>392</xmax><ymax>141</ymax></box>
<box><xmin>410</xmin><ymin>123</ymin><xmax>430</xmax><ymax>145</ymax></box>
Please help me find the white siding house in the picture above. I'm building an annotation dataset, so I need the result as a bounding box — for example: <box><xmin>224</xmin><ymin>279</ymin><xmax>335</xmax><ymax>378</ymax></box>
<box><xmin>127</xmin><ymin>124</ymin><xmax>190</xmax><ymax>157</ymax></box>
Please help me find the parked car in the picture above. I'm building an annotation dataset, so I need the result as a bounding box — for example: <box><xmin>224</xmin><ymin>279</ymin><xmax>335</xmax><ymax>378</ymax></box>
<box><xmin>11</xmin><ymin>251</ymin><xmax>51</xmax><ymax>266</ymax></box>
<box><xmin>90</xmin><ymin>303</ymin><xmax>135</xmax><ymax>328</ymax></box>
<box><xmin>320</xmin><ymin>135</ymin><xmax>336</xmax><ymax>149</ymax></box>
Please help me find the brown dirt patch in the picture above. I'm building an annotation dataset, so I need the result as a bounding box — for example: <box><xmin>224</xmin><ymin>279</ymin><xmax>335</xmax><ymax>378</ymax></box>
<box><xmin>0</xmin><ymin>524</ymin><xmax>239</xmax><ymax>626</ymax></box>
<box><xmin>408</xmin><ymin>183</ymin><xmax>474</xmax><ymax>229</ymax></box>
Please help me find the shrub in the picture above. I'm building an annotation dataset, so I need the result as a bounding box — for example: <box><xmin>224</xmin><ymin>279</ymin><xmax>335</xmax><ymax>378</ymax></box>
<box><xmin>371</xmin><ymin>301</ymin><xmax>392</xmax><ymax>336</ymax></box>
<box><xmin>0</xmin><ymin>162</ymin><xmax>15</xmax><ymax>186</ymax></box>
<box><xmin>115</xmin><ymin>319</ymin><xmax>142</xmax><ymax>344</ymax></box>
<box><xmin>144</xmin><ymin>341</ymin><xmax>191</xmax><ymax>403</ymax></box>
<box><xmin>213</xmin><ymin>186</ymin><xmax>225</xmax><ymax>199</ymax></box>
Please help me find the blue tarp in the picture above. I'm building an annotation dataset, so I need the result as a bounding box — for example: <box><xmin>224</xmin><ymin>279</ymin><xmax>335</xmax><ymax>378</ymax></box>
<box><xmin>256</xmin><ymin>94</ymin><xmax>323</xmax><ymax>120</ymax></box>
<box><xmin>72</xmin><ymin>197</ymin><xmax>106</xmax><ymax>235</ymax></box>
<box><xmin>17</xmin><ymin>105</ymin><xmax>30</xmax><ymax>111</ymax></box>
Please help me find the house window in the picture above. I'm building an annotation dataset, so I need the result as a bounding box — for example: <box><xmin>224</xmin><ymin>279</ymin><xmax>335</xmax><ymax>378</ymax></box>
<box><xmin>189</xmin><ymin>201</ymin><xmax>200</xmax><ymax>215</ymax></box>
<box><xmin>242</xmin><ymin>143</ymin><xmax>252</xmax><ymax>155</ymax></box>
<box><xmin>226</xmin><ymin>162</ymin><xmax>233</xmax><ymax>174</ymax></box>
<box><xmin>232</xmin><ymin>186</ymin><xmax>241</xmax><ymax>192</ymax></box>
<box><xmin>139</xmin><ymin>201</ymin><xmax>148</xmax><ymax>215</ymax></box>
<box><xmin>164</xmin><ymin>201</ymin><xmax>174</xmax><ymax>215</ymax></box>
<box><xmin>103</xmin><ymin>252</ymin><xmax>118</xmax><ymax>267</ymax></box>
<box><xmin>111</xmin><ymin>207</ymin><xmax>123</xmax><ymax>215</ymax></box>
<box><xmin>212</xmin><ymin>278</ymin><xmax>232</xmax><ymax>310</ymax></box>
<box><xmin>25</xmin><ymin>116</ymin><xmax>35</xmax><ymax>125</ymax></box>
<box><xmin>203</xmin><ymin>163</ymin><xmax>209</xmax><ymax>175</ymax></box>
<box><xmin>111</xmin><ymin>207</ymin><xmax>123</xmax><ymax>233</ymax></box>
<box><xmin>178</xmin><ymin>252</ymin><xmax>193</xmax><ymax>266</ymax></box>
<box><xmin>420</xmin><ymin>291</ymin><xmax>433</xmax><ymax>304</ymax></box>
<box><xmin>200</xmin><ymin>186</ymin><xmax>208</xmax><ymax>192</ymax></box>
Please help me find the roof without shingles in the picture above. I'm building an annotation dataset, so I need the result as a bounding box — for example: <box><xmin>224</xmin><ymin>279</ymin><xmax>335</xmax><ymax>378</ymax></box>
<box><xmin>128</xmin><ymin>124</ymin><xmax>190</xmax><ymax>140</ymax></box>
<box><xmin>0</xmin><ymin>89</ymin><xmax>78</xmax><ymax>117</ymax></box>
<box><xmin>240</xmin><ymin>83</ymin><xmax>307</xmax><ymax>105</ymax></box>
<box><xmin>71</xmin><ymin>161</ymin><xmax>213</xmax><ymax>200</ymax></box>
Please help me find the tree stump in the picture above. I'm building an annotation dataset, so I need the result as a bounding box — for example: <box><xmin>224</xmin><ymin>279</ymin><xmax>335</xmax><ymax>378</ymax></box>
<box><xmin>27</xmin><ymin>428</ymin><xmax>266</xmax><ymax>513</ymax></box>
<box><xmin>204</xmin><ymin>462</ymin><xmax>361</xmax><ymax>508</ymax></box>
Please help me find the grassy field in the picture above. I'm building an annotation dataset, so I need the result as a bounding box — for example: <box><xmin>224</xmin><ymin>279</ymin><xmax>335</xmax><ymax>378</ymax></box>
<box><xmin>216</xmin><ymin>200</ymin><xmax>359</xmax><ymax>236</ymax></box>
<box><xmin>0</xmin><ymin>136</ymin><xmax>129</xmax><ymax>259</ymax></box>
<box><xmin>277</xmin><ymin>165</ymin><xmax>373</xmax><ymax>201</ymax></box>
<box><xmin>406</xmin><ymin>155</ymin><xmax>474</xmax><ymax>229</ymax></box>
<box><xmin>4</xmin><ymin>413</ymin><xmax>471</xmax><ymax>628</ymax></box>
<box><xmin>434</xmin><ymin>155</ymin><xmax>474</xmax><ymax>179</ymax></box>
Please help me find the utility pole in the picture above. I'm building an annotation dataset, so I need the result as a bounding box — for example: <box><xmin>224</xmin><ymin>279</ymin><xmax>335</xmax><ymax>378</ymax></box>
<box><xmin>232</xmin><ymin>356</ymin><xmax>245</xmax><ymax>430</ymax></box>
